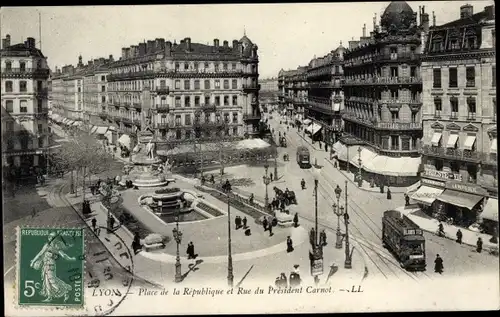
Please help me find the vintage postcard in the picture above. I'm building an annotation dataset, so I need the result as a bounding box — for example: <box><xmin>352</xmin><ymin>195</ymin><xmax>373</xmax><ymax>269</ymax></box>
<box><xmin>2</xmin><ymin>1</ymin><xmax>499</xmax><ymax>316</ymax></box>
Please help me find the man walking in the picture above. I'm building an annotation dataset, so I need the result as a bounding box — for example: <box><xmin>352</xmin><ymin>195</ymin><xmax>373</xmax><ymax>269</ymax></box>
<box><xmin>476</xmin><ymin>237</ymin><xmax>483</xmax><ymax>253</ymax></box>
<box><xmin>456</xmin><ymin>229</ymin><xmax>463</xmax><ymax>244</ymax></box>
<box><xmin>242</xmin><ymin>217</ymin><xmax>248</xmax><ymax>229</ymax></box>
<box><xmin>262</xmin><ymin>217</ymin><xmax>268</xmax><ymax>232</ymax></box>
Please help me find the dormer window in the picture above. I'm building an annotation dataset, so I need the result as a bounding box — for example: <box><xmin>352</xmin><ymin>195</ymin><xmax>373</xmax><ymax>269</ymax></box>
<box><xmin>5</xmin><ymin>61</ymin><xmax>12</xmax><ymax>70</ymax></box>
<box><xmin>466</xmin><ymin>37</ymin><xmax>476</xmax><ymax>49</ymax></box>
<box><xmin>432</xmin><ymin>41</ymin><xmax>442</xmax><ymax>52</ymax></box>
<box><xmin>449</xmin><ymin>38</ymin><xmax>460</xmax><ymax>50</ymax></box>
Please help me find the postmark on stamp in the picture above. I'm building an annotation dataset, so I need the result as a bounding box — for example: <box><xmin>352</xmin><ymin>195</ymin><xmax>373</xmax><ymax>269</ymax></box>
<box><xmin>17</xmin><ymin>227</ymin><xmax>85</xmax><ymax>308</ymax></box>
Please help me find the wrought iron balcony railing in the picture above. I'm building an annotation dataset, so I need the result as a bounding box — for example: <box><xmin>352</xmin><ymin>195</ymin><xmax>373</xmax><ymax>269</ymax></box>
<box><xmin>420</xmin><ymin>144</ymin><xmax>480</xmax><ymax>162</ymax></box>
<box><xmin>243</xmin><ymin>113</ymin><xmax>261</xmax><ymax>120</ymax></box>
<box><xmin>342</xmin><ymin>112</ymin><xmax>421</xmax><ymax>130</ymax></box>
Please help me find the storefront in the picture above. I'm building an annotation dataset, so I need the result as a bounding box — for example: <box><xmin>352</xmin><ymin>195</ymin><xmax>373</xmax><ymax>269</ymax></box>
<box><xmin>410</xmin><ymin>178</ymin><xmax>446</xmax><ymax>213</ymax></box>
<box><xmin>480</xmin><ymin>197</ymin><xmax>498</xmax><ymax>236</ymax></box>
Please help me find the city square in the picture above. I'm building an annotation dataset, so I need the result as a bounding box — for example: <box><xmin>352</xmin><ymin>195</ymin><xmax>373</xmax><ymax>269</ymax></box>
<box><xmin>2</xmin><ymin>1</ymin><xmax>499</xmax><ymax>315</ymax></box>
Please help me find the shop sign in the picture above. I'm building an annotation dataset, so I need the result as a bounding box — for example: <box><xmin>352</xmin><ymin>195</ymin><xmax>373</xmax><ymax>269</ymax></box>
<box><xmin>421</xmin><ymin>178</ymin><xmax>445</xmax><ymax>188</ymax></box>
<box><xmin>446</xmin><ymin>181</ymin><xmax>489</xmax><ymax>196</ymax></box>
<box><xmin>423</xmin><ymin>169</ymin><xmax>463</xmax><ymax>182</ymax></box>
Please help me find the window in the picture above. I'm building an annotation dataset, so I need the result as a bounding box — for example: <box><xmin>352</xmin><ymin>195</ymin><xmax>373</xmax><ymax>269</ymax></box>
<box><xmin>449</xmin><ymin>39</ymin><xmax>460</xmax><ymax>50</ymax></box>
<box><xmin>175</xmin><ymin>80</ymin><xmax>180</xmax><ymax>89</ymax></box>
<box><xmin>410</xmin><ymin>66</ymin><xmax>417</xmax><ymax>78</ymax></box>
<box><xmin>232</xmin><ymin>127</ymin><xmax>238</xmax><ymax>135</ymax></box>
<box><xmin>175</xmin><ymin>96</ymin><xmax>181</xmax><ymax>107</ymax></box>
<box><xmin>5</xmin><ymin>61</ymin><xmax>12</xmax><ymax>70</ymax></box>
<box><xmin>223</xmin><ymin>63</ymin><xmax>228</xmax><ymax>70</ymax></box>
<box><xmin>224</xmin><ymin>96</ymin><xmax>229</xmax><ymax>106</ymax></box>
<box><xmin>335</xmin><ymin>66</ymin><xmax>340</xmax><ymax>74</ymax></box>
<box><xmin>223</xmin><ymin>80</ymin><xmax>229</xmax><ymax>89</ymax></box>
<box><xmin>216</xmin><ymin>114</ymin><xmax>221</xmax><ymax>123</ymax></box>
<box><xmin>215</xmin><ymin>96</ymin><xmax>220</xmax><ymax>106</ymax></box>
<box><xmin>493</xmin><ymin>66</ymin><xmax>496</xmax><ymax>87</ymax></box>
<box><xmin>390</xmin><ymin>67</ymin><xmax>398</xmax><ymax>77</ymax></box>
<box><xmin>204</xmin><ymin>62</ymin><xmax>209</xmax><ymax>69</ymax></box>
<box><xmin>214</xmin><ymin>63</ymin><xmax>219</xmax><ymax>72</ymax></box>
<box><xmin>411</xmin><ymin>112</ymin><xmax>417</xmax><ymax>123</ymax></box>
<box><xmin>101</xmin><ymin>96</ymin><xmax>106</xmax><ymax>103</ymax></box>
<box><xmin>20</xmin><ymin>100</ymin><xmax>28</xmax><ymax>113</ymax></box>
<box><xmin>101</xmin><ymin>86</ymin><xmax>106</xmax><ymax>92</ymax></box>
<box><xmin>232</xmin><ymin>112</ymin><xmax>238</xmax><ymax>123</ymax></box>
<box><xmin>5</xmin><ymin>100</ymin><xmax>13</xmax><ymax>112</ymax></box>
<box><xmin>185</xmin><ymin>114</ymin><xmax>191</xmax><ymax>125</ymax></box>
<box><xmin>432</xmin><ymin>41</ymin><xmax>442</xmax><ymax>52</ymax></box>
<box><xmin>19</xmin><ymin>61</ymin><xmax>26</xmax><ymax>71</ymax></box>
<box><xmin>184</xmin><ymin>80</ymin><xmax>190</xmax><ymax>90</ymax></box>
<box><xmin>204</xmin><ymin>96</ymin><xmax>210</xmax><ymax>105</ymax></box>
<box><xmin>204</xmin><ymin>80</ymin><xmax>210</xmax><ymax>89</ymax></box>
<box><xmin>411</xmin><ymin>137</ymin><xmax>417</xmax><ymax>150</ymax></box>
<box><xmin>160</xmin><ymin>79</ymin><xmax>166</xmax><ymax>88</ymax></box>
<box><xmin>232</xmin><ymin>79</ymin><xmax>237</xmax><ymax>89</ymax></box>
<box><xmin>184</xmin><ymin>63</ymin><xmax>189</xmax><ymax>70</ymax></box>
<box><xmin>176</xmin><ymin>130</ymin><xmax>182</xmax><ymax>139</ymax></box>
<box><xmin>390</xmin><ymin>89</ymin><xmax>398</xmax><ymax>99</ymax></box>
<box><xmin>450</xmin><ymin>97</ymin><xmax>458</xmax><ymax>116</ymax></box>
<box><xmin>450</xmin><ymin>161</ymin><xmax>460</xmax><ymax>173</ymax></box>
<box><xmin>391</xmin><ymin>111</ymin><xmax>399</xmax><ymax>122</ymax></box>
<box><xmin>5</xmin><ymin>81</ymin><xmax>13</xmax><ymax>92</ymax></box>
<box><xmin>184</xmin><ymin>96</ymin><xmax>190</xmax><ymax>107</ymax></box>
<box><xmin>232</xmin><ymin>95</ymin><xmax>238</xmax><ymax>105</ymax></box>
<box><xmin>78</xmin><ymin>87</ymin><xmax>81</xmax><ymax>93</ymax></box>
<box><xmin>195</xmin><ymin>96</ymin><xmax>200</xmax><ymax>106</ymax></box>
<box><xmin>467</xmin><ymin>97</ymin><xmax>476</xmax><ymax>119</ymax></box>
<box><xmin>466</xmin><ymin>67</ymin><xmax>475</xmax><ymax>87</ymax></box>
<box><xmin>215</xmin><ymin>80</ymin><xmax>220</xmax><ymax>89</ymax></box>
<box><xmin>194</xmin><ymin>62</ymin><xmax>198</xmax><ymax>70</ymax></box>
<box><xmin>194</xmin><ymin>80</ymin><xmax>200</xmax><ymax>90</ymax></box>
<box><xmin>494</xmin><ymin>98</ymin><xmax>497</xmax><ymax>121</ymax></box>
<box><xmin>175</xmin><ymin>63</ymin><xmax>180</xmax><ymax>71</ymax></box>
<box><xmin>205</xmin><ymin>113</ymin><xmax>211</xmax><ymax>123</ymax></box>
<box><xmin>232</xmin><ymin>63</ymin><xmax>237</xmax><ymax>70</ymax></box>
<box><xmin>435</xmin><ymin>159</ymin><xmax>444</xmax><ymax>171</ymax></box>
<box><xmin>37</xmin><ymin>99</ymin><xmax>43</xmax><ymax>113</ymax></box>
<box><xmin>449</xmin><ymin>68</ymin><xmax>458</xmax><ymax>87</ymax></box>
<box><xmin>434</xmin><ymin>97</ymin><xmax>442</xmax><ymax>116</ymax></box>
<box><xmin>391</xmin><ymin>135</ymin><xmax>399</xmax><ymax>149</ymax></box>
<box><xmin>19</xmin><ymin>81</ymin><xmax>27</xmax><ymax>92</ymax></box>
<box><xmin>466</xmin><ymin>37</ymin><xmax>476</xmax><ymax>49</ymax></box>
<box><xmin>390</xmin><ymin>47</ymin><xmax>397</xmax><ymax>59</ymax></box>
<box><xmin>185</xmin><ymin>130</ymin><xmax>191</xmax><ymax>139</ymax></box>
<box><xmin>224</xmin><ymin>113</ymin><xmax>229</xmax><ymax>123</ymax></box>
<box><xmin>493</xmin><ymin>30</ymin><xmax>496</xmax><ymax>49</ymax></box>
<box><xmin>38</xmin><ymin>137</ymin><xmax>44</xmax><ymax>148</ymax></box>
<box><xmin>433</xmin><ymin>69</ymin><xmax>441</xmax><ymax>88</ymax></box>
<box><xmin>467</xmin><ymin>164</ymin><xmax>477</xmax><ymax>182</ymax></box>
<box><xmin>175</xmin><ymin>115</ymin><xmax>181</xmax><ymax>126</ymax></box>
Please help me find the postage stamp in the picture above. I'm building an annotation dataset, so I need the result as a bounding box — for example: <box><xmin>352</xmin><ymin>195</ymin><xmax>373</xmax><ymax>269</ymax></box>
<box><xmin>16</xmin><ymin>227</ymin><xmax>85</xmax><ymax>308</ymax></box>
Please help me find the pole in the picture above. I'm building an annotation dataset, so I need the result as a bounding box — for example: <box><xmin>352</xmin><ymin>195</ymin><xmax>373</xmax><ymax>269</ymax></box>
<box><xmin>314</xmin><ymin>179</ymin><xmax>318</xmax><ymax>245</ymax></box>
<box><xmin>335</xmin><ymin>196</ymin><xmax>342</xmax><ymax>249</ymax></box>
<box><xmin>227</xmin><ymin>194</ymin><xmax>234</xmax><ymax>287</ymax></box>
<box><xmin>344</xmin><ymin>180</ymin><xmax>352</xmax><ymax>269</ymax></box>
<box><xmin>274</xmin><ymin>155</ymin><xmax>278</xmax><ymax>181</ymax></box>
<box><xmin>174</xmin><ymin>215</ymin><xmax>182</xmax><ymax>283</ymax></box>
<box><xmin>39</xmin><ymin>11</ymin><xmax>42</xmax><ymax>51</ymax></box>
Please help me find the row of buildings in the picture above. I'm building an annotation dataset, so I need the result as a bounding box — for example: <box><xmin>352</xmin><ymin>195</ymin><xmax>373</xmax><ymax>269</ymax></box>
<box><xmin>278</xmin><ymin>2</ymin><xmax>496</xmax><ymax>230</ymax></box>
<box><xmin>50</xmin><ymin>34</ymin><xmax>262</xmax><ymax>151</ymax></box>
<box><xmin>1</xmin><ymin>35</ymin><xmax>51</xmax><ymax>180</ymax></box>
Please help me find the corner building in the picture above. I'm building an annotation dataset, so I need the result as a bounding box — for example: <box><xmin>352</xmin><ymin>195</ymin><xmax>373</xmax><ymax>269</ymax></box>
<box><xmin>339</xmin><ymin>1</ymin><xmax>428</xmax><ymax>186</ymax></box>
<box><xmin>1</xmin><ymin>35</ymin><xmax>51</xmax><ymax>180</ymax></box>
<box><xmin>106</xmin><ymin>35</ymin><xmax>261</xmax><ymax>150</ymax></box>
<box><xmin>417</xmin><ymin>4</ymin><xmax>497</xmax><ymax>233</ymax></box>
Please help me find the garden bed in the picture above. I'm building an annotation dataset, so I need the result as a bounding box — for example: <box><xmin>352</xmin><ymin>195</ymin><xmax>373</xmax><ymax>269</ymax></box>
<box><xmin>103</xmin><ymin>200</ymin><xmax>153</xmax><ymax>239</ymax></box>
<box><xmin>196</xmin><ymin>201</ymin><xmax>224</xmax><ymax>217</ymax></box>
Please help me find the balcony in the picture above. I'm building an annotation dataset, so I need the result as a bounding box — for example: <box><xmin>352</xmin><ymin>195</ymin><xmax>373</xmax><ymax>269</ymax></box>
<box><xmin>381</xmin><ymin>98</ymin><xmax>422</xmax><ymax>106</ymax></box>
<box><xmin>243</xmin><ymin>84</ymin><xmax>260</xmax><ymax>92</ymax></box>
<box><xmin>343</xmin><ymin>76</ymin><xmax>421</xmax><ymax>86</ymax></box>
<box><xmin>342</xmin><ymin>112</ymin><xmax>421</xmax><ymax>130</ymax></box>
<box><xmin>1</xmin><ymin>67</ymin><xmax>50</xmax><ymax>78</ymax></box>
<box><xmin>34</xmin><ymin>88</ymin><xmax>49</xmax><ymax>98</ymax></box>
<box><xmin>243</xmin><ymin>113</ymin><xmax>261</xmax><ymax>121</ymax></box>
<box><xmin>156</xmin><ymin>104</ymin><xmax>169</xmax><ymax>113</ymax></box>
<box><xmin>420</xmin><ymin>144</ymin><xmax>480</xmax><ymax>163</ymax></box>
<box><xmin>132</xmin><ymin>118</ymin><xmax>141</xmax><ymax>125</ymax></box>
<box><xmin>373</xmin><ymin>53</ymin><xmax>419</xmax><ymax>63</ymax></box>
<box><xmin>156</xmin><ymin>86</ymin><xmax>170</xmax><ymax>95</ymax></box>
<box><xmin>293</xmin><ymin>97</ymin><xmax>308</xmax><ymax>105</ymax></box>
<box><xmin>132</xmin><ymin>102</ymin><xmax>142</xmax><ymax>110</ymax></box>
<box><xmin>156</xmin><ymin>122</ymin><xmax>170</xmax><ymax>129</ymax></box>
<box><xmin>107</xmin><ymin>70</ymin><xmax>156</xmax><ymax>81</ymax></box>
<box><xmin>121</xmin><ymin>117</ymin><xmax>132</xmax><ymax>125</ymax></box>
<box><xmin>346</xmin><ymin>96</ymin><xmax>373</xmax><ymax>104</ymax></box>
<box><xmin>201</xmin><ymin>104</ymin><xmax>217</xmax><ymax>112</ymax></box>
<box><xmin>308</xmin><ymin>81</ymin><xmax>343</xmax><ymax>89</ymax></box>
<box><xmin>466</xmin><ymin>112</ymin><xmax>477</xmax><ymax>121</ymax></box>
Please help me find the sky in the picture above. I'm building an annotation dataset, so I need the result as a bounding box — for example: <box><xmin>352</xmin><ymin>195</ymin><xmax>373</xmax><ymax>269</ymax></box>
<box><xmin>0</xmin><ymin>1</ymin><xmax>494</xmax><ymax>78</ymax></box>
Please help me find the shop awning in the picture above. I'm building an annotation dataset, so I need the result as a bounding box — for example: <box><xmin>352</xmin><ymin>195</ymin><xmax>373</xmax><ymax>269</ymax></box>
<box><xmin>437</xmin><ymin>189</ymin><xmax>484</xmax><ymax>210</ymax></box>
<box><xmin>411</xmin><ymin>186</ymin><xmax>444</xmax><ymax>206</ymax></box>
<box><xmin>491</xmin><ymin>139</ymin><xmax>497</xmax><ymax>154</ymax></box>
<box><xmin>95</xmin><ymin>126</ymin><xmax>108</xmax><ymax>135</ymax></box>
<box><xmin>351</xmin><ymin>147</ymin><xmax>377</xmax><ymax>168</ymax></box>
<box><xmin>118</xmin><ymin>134</ymin><xmax>131</xmax><ymax>148</ymax></box>
<box><xmin>446</xmin><ymin>134</ymin><xmax>459</xmax><ymax>148</ymax></box>
<box><xmin>332</xmin><ymin>141</ymin><xmax>347</xmax><ymax>159</ymax></box>
<box><xmin>463</xmin><ymin>135</ymin><xmax>476</xmax><ymax>151</ymax></box>
<box><xmin>311</xmin><ymin>123</ymin><xmax>322</xmax><ymax>135</ymax></box>
<box><xmin>303</xmin><ymin>119</ymin><xmax>312</xmax><ymax>125</ymax></box>
<box><xmin>431</xmin><ymin>132</ymin><xmax>442</xmax><ymax>146</ymax></box>
<box><xmin>481</xmin><ymin>198</ymin><xmax>498</xmax><ymax>222</ymax></box>
<box><xmin>363</xmin><ymin>155</ymin><xmax>421</xmax><ymax>177</ymax></box>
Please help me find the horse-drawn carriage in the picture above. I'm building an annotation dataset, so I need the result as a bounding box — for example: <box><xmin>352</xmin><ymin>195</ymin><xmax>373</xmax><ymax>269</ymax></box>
<box><xmin>273</xmin><ymin>186</ymin><xmax>297</xmax><ymax>205</ymax></box>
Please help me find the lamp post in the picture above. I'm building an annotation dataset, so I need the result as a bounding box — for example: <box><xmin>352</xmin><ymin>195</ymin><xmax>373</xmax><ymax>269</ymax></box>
<box><xmin>263</xmin><ymin>164</ymin><xmax>271</xmax><ymax>209</ymax></box>
<box><xmin>222</xmin><ymin>181</ymin><xmax>234</xmax><ymax>288</ymax></box>
<box><xmin>333</xmin><ymin>185</ymin><xmax>344</xmax><ymax>249</ymax></box>
<box><xmin>344</xmin><ymin>180</ymin><xmax>352</xmax><ymax>269</ymax></box>
<box><xmin>357</xmin><ymin>146</ymin><xmax>362</xmax><ymax>187</ymax></box>
<box><xmin>172</xmin><ymin>212</ymin><xmax>183</xmax><ymax>283</ymax></box>
<box><xmin>310</xmin><ymin>168</ymin><xmax>323</xmax><ymax>284</ymax></box>
<box><xmin>273</xmin><ymin>155</ymin><xmax>278</xmax><ymax>181</ymax></box>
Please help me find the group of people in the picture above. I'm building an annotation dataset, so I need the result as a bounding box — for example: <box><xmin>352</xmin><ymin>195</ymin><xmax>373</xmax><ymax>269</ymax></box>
<box><xmin>235</xmin><ymin>216</ymin><xmax>248</xmax><ymax>231</ymax></box>
<box><xmin>274</xmin><ymin>268</ymin><xmax>302</xmax><ymax>289</ymax></box>
<box><xmin>439</xmin><ymin>222</ymin><xmax>484</xmax><ymax>253</ymax></box>
<box><xmin>309</xmin><ymin>228</ymin><xmax>327</xmax><ymax>247</ymax></box>
<box><xmin>201</xmin><ymin>174</ymin><xmax>216</xmax><ymax>186</ymax></box>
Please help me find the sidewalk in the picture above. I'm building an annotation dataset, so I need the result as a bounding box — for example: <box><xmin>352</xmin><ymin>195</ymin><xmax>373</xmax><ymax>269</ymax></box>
<box><xmin>396</xmin><ymin>205</ymin><xmax>499</xmax><ymax>252</ymax></box>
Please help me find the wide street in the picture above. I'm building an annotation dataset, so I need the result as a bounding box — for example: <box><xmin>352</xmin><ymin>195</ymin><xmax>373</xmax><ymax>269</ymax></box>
<box><xmin>263</xmin><ymin>111</ymin><xmax>499</xmax><ymax>280</ymax></box>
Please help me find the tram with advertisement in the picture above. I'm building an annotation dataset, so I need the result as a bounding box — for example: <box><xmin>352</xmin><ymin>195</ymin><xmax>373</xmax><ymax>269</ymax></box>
<box><xmin>382</xmin><ymin>210</ymin><xmax>426</xmax><ymax>271</ymax></box>
<box><xmin>296</xmin><ymin>146</ymin><xmax>311</xmax><ymax>169</ymax></box>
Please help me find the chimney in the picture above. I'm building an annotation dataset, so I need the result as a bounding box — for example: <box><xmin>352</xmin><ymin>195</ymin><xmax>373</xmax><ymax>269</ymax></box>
<box><xmin>147</xmin><ymin>40</ymin><xmax>155</xmax><ymax>54</ymax></box>
<box><xmin>422</xmin><ymin>12</ymin><xmax>430</xmax><ymax>32</ymax></box>
<box><xmin>5</xmin><ymin>34</ymin><xmax>11</xmax><ymax>47</ymax></box>
<box><xmin>484</xmin><ymin>5</ymin><xmax>495</xmax><ymax>20</ymax></box>
<box><xmin>138</xmin><ymin>43</ymin><xmax>147</xmax><ymax>56</ymax></box>
<box><xmin>26</xmin><ymin>37</ymin><xmax>36</xmax><ymax>49</ymax></box>
<box><xmin>460</xmin><ymin>4</ymin><xmax>473</xmax><ymax>19</ymax></box>
<box><xmin>109</xmin><ymin>54</ymin><xmax>114</xmax><ymax>61</ymax></box>
<box><xmin>155</xmin><ymin>38</ymin><xmax>165</xmax><ymax>51</ymax></box>
<box><xmin>1</xmin><ymin>39</ymin><xmax>5</xmax><ymax>49</ymax></box>
<box><xmin>165</xmin><ymin>41</ymin><xmax>172</xmax><ymax>56</ymax></box>
<box><xmin>125</xmin><ymin>48</ymin><xmax>131</xmax><ymax>59</ymax></box>
<box><xmin>373</xmin><ymin>14</ymin><xmax>377</xmax><ymax>30</ymax></box>
<box><xmin>232</xmin><ymin>40</ymin><xmax>239</xmax><ymax>49</ymax></box>
<box><xmin>99</xmin><ymin>58</ymin><xmax>105</xmax><ymax>64</ymax></box>
<box><xmin>121</xmin><ymin>48</ymin><xmax>127</xmax><ymax>59</ymax></box>
<box><xmin>362</xmin><ymin>24</ymin><xmax>366</xmax><ymax>37</ymax></box>
<box><xmin>88</xmin><ymin>60</ymin><xmax>93</xmax><ymax>67</ymax></box>
<box><xmin>432</xmin><ymin>11</ymin><xmax>436</xmax><ymax>26</ymax></box>
<box><xmin>214</xmin><ymin>39</ymin><xmax>219</xmax><ymax>48</ymax></box>
<box><xmin>223</xmin><ymin>40</ymin><xmax>228</xmax><ymax>48</ymax></box>
<box><xmin>185</xmin><ymin>37</ymin><xmax>191</xmax><ymax>51</ymax></box>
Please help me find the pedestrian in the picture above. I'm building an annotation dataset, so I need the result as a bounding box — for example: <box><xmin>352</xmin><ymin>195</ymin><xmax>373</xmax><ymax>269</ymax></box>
<box><xmin>334</xmin><ymin>160</ymin><xmax>338</xmax><ymax>168</ymax></box>
<box><xmin>280</xmin><ymin>273</ymin><xmax>288</xmax><ymax>288</ymax></box>
<box><xmin>262</xmin><ymin>217</ymin><xmax>268</xmax><ymax>232</ymax></box>
<box><xmin>109</xmin><ymin>215</ymin><xmax>115</xmax><ymax>232</ymax></box>
<box><xmin>405</xmin><ymin>193</ymin><xmax>410</xmax><ymax>206</ymax></box>
<box><xmin>289</xmin><ymin>271</ymin><xmax>301</xmax><ymax>288</ymax></box>
<box><xmin>287</xmin><ymin>236</ymin><xmax>294</xmax><ymax>253</ymax></box>
<box><xmin>242</xmin><ymin>217</ymin><xmax>248</xmax><ymax>229</ymax></box>
<box><xmin>270</xmin><ymin>172</ymin><xmax>273</xmax><ymax>181</ymax></box>
<box><xmin>386</xmin><ymin>187</ymin><xmax>392</xmax><ymax>200</ymax></box>
<box><xmin>434</xmin><ymin>254</ymin><xmax>444</xmax><ymax>274</ymax></box>
<box><xmin>476</xmin><ymin>237</ymin><xmax>483</xmax><ymax>253</ymax></box>
<box><xmin>269</xmin><ymin>220</ymin><xmax>274</xmax><ymax>237</ymax></box>
<box><xmin>235</xmin><ymin>216</ymin><xmax>241</xmax><ymax>230</ymax></box>
<box><xmin>320</xmin><ymin>229</ymin><xmax>327</xmax><ymax>246</ymax></box>
<box><xmin>293</xmin><ymin>213</ymin><xmax>299</xmax><ymax>228</ymax></box>
<box><xmin>319</xmin><ymin>142</ymin><xmax>322</xmax><ymax>149</ymax></box>
<box><xmin>91</xmin><ymin>218</ymin><xmax>97</xmax><ymax>233</ymax></box>
<box><xmin>31</xmin><ymin>207</ymin><xmax>37</xmax><ymax>218</ymax></box>
<box><xmin>456</xmin><ymin>229</ymin><xmax>463</xmax><ymax>244</ymax></box>
<box><xmin>187</xmin><ymin>242</ymin><xmax>197</xmax><ymax>259</ymax></box>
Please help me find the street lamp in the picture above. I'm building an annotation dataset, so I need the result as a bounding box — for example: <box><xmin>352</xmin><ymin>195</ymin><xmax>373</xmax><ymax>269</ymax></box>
<box><xmin>344</xmin><ymin>180</ymin><xmax>352</xmax><ymax>269</ymax></box>
<box><xmin>333</xmin><ymin>185</ymin><xmax>344</xmax><ymax>249</ymax></box>
<box><xmin>172</xmin><ymin>213</ymin><xmax>183</xmax><ymax>283</ymax></box>
<box><xmin>357</xmin><ymin>146</ymin><xmax>362</xmax><ymax>187</ymax></box>
<box><xmin>310</xmin><ymin>168</ymin><xmax>323</xmax><ymax>284</ymax></box>
<box><xmin>222</xmin><ymin>181</ymin><xmax>234</xmax><ymax>288</ymax></box>
<box><xmin>263</xmin><ymin>164</ymin><xmax>271</xmax><ymax>209</ymax></box>
<box><xmin>274</xmin><ymin>155</ymin><xmax>278</xmax><ymax>181</ymax></box>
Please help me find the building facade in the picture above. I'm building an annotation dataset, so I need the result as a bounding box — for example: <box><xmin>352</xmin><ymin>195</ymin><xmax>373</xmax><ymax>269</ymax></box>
<box><xmin>339</xmin><ymin>2</ymin><xmax>428</xmax><ymax>186</ymax></box>
<box><xmin>259</xmin><ymin>77</ymin><xmax>279</xmax><ymax>92</ymax></box>
<box><xmin>305</xmin><ymin>43</ymin><xmax>345</xmax><ymax>145</ymax></box>
<box><xmin>418</xmin><ymin>4</ymin><xmax>496</xmax><ymax>230</ymax></box>
<box><xmin>278</xmin><ymin>67</ymin><xmax>308</xmax><ymax>124</ymax></box>
<box><xmin>1</xmin><ymin>35</ymin><xmax>51</xmax><ymax>179</ymax></box>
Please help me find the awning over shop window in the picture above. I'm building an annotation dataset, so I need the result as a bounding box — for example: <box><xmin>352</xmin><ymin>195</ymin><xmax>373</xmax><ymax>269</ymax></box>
<box><xmin>332</xmin><ymin>141</ymin><xmax>347</xmax><ymax>159</ymax></box>
<box><xmin>490</xmin><ymin>139</ymin><xmax>497</xmax><ymax>154</ymax></box>
<box><xmin>411</xmin><ymin>186</ymin><xmax>444</xmax><ymax>206</ymax></box>
<box><xmin>446</xmin><ymin>134</ymin><xmax>459</xmax><ymax>148</ymax></box>
<box><xmin>311</xmin><ymin>123</ymin><xmax>322</xmax><ymax>135</ymax></box>
<box><xmin>437</xmin><ymin>189</ymin><xmax>484</xmax><ymax>210</ymax></box>
<box><xmin>431</xmin><ymin>132</ymin><xmax>442</xmax><ymax>146</ymax></box>
<box><xmin>95</xmin><ymin>127</ymin><xmax>108</xmax><ymax>135</ymax></box>
<box><xmin>405</xmin><ymin>181</ymin><xmax>421</xmax><ymax>195</ymax></box>
<box><xmin>350</xmin><ymin>147</ymin><xmax>378</xmax><ymax>168</ymax></box>
<box><xmin>463</xmin><ymin>135</ymin><xmax>476</xmax><ymax>151</ymax></box>
<box><xmin>118</xmin><ymin>134</ymin><xmax>131</xmax><ymax>148</ymax></box>
<box><xmin>303</xmin><ymin>119</ymin><xmax>312</xmax><ymax>125</ymax></box>
<box><xmin>481</xmin><ymin>198</ymin><xmax>498</xmax><ymax>222</ymax></box>
<box><xmin>363</xmin><ymin>155</ymin><xmax>421</xmax><ymax>177</ymax></box>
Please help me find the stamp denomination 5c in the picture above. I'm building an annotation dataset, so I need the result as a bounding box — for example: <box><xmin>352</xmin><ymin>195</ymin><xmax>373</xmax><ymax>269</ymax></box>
<box><xmin>17</xmin><ymin>227</ymin><xmax>85</xmax><ymax>308</ymax></box>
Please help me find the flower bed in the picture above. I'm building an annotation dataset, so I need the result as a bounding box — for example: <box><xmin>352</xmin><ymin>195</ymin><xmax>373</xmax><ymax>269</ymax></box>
<box><xmin>154</xmin><ymin>187</ymin><xmax>181</xmax><ymax>194</ymax></box>
<box><xmin>196</xmin><ymin>201</ymin><xmax>224</xmax><ymax>217</ymax></box>
<box><xmin>102</xmin><ymin>200</ymin><xmax>153</xmax><ymax>239</ymax></box>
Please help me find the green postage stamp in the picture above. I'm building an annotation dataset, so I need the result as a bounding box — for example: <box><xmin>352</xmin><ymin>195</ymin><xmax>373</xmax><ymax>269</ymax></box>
<box><xmin>16</xmin><ymin>227</ymin><xmax>85</xmax><ymax>308</ymax></box>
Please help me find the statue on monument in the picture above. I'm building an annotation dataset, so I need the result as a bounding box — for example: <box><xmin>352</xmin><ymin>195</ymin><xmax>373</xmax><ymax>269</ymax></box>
<box><xmin>146</xmin><ymin>140</ymin><xmax>156</xmax><ymax>159</ymax></box>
